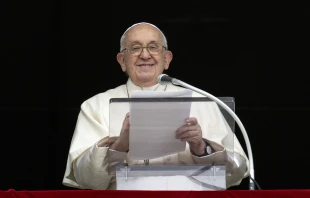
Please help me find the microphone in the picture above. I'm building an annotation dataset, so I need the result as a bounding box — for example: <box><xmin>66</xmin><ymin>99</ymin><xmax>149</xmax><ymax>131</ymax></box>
<box><xmin>157</xmin><ymin>74</ymin><xmax>180</xmax><ymax>86</ymax></box>
<box><xmin>157</xmin><ymin>73</ymin><xmax>256</xmax><ymax>190</ymax></box>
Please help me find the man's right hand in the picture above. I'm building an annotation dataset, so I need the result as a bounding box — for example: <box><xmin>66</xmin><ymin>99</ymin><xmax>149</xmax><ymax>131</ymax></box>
<box><xmin>109</xmin><ymin>112</ymin><xmax>130</xmax><ymax>152</ymax></box>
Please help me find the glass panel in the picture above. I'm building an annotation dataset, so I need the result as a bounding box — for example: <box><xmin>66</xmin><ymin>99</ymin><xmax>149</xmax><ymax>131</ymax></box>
<box><xmin>108</xmin><ymin>97</ymin><xmax>236</xmax><ymax>190</ymax></box>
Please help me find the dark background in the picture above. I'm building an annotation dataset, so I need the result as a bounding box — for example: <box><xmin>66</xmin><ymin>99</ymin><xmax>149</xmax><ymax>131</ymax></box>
<box><xmin>1</xmin><ymin>1</ymin><xmax>309</xmax><ymax>190</ymax></box>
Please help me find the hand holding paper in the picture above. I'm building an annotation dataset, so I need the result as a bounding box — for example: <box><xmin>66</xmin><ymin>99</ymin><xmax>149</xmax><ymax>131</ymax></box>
<box><xmin>109</xmin><ymin>112</ymin><xmax>130</xmax><ymax>152</ymax></box>
<box><xmin>175</xmin><ymin>117</ymin><xmax>206</xmax><ymax>156</ymax></box>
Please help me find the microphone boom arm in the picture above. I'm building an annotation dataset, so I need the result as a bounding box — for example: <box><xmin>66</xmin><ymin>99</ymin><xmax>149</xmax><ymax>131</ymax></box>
<box><xmin>171</xmin><ymin>78</ymin><xmax>255</xmax><ymax>190</ymax></box>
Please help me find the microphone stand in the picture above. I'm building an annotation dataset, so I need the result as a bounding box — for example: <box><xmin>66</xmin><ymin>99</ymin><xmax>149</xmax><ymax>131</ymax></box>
<box><xmin>170</xmin><ymin>78</ymin><xmax>255</xmax><ymax>190</ymax></box>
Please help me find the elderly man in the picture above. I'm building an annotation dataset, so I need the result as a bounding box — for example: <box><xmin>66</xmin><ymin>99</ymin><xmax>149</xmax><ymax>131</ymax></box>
<box><xmin>62</xmin><ymin>22</ymin><xmax>249</xmax><ymax>190</ymax></box>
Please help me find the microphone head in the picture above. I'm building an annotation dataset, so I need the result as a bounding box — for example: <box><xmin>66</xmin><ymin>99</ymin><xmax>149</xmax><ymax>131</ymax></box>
<box><xmin>157</xmin><ymin>74</ymin><xmax>170</xmax><ymax>85</ymax></box>
<box><xmin>158</xmin><ymin>73</ymin><xmax>174</xmax><ymax>85</ymax></box>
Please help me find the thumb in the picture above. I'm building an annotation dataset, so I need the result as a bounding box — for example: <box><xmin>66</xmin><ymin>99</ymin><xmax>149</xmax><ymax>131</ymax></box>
<box><xmin>125</xmin><ymin>112</ymin><xmax>130</xmax><ymax>119</ymax></box>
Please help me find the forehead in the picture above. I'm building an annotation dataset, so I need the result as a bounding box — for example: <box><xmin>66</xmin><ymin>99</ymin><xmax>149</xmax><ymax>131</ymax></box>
<box><xmin>125</xmin><ymin>24</ymin><xmax>163</xmax><ymax>45</ymax></box>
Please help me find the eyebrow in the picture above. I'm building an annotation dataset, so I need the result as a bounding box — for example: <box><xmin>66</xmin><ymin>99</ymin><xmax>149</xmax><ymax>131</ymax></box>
<box><xmin>130</xmin><ymin>40</ymin><xmax>159</xmax><ymax>45</ymax></box>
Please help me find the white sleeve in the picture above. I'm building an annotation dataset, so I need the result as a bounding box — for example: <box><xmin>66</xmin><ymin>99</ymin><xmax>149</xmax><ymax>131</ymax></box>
<box><xmin>73</xmin><ymin>142</ymin><xmax>127</xmax><ymax>189</ymax></box>
<box><xmin>189</xmin><ymin>98</ymin><xmax>250</xmax><ymax>188</ymax></box>
<box><xmin>191</xmin><ymin>138</ymin><xmax>249</xmax><ymax>188</ymax></box>
<box><xmin>62</xmin><ymin>93</ymin><xmax>127</xmax><ymax>189</ymax></box>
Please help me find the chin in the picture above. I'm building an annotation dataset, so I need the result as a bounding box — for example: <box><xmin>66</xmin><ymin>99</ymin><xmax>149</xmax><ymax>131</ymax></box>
<box><xmin>136</xmin><ymin>76</ymin><xmax>157</xmax><ymax>86</ymax></box>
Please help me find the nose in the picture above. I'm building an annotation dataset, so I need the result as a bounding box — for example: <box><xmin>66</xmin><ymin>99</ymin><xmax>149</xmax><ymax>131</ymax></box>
<box><xmin>139</xmin><ymin>47</ymin><xmax>151</xmax><ymax>59</ymax></box>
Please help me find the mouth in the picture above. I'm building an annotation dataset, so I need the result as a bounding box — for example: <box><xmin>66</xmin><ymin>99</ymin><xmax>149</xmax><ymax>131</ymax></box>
<box><xmin>137</xmin><ymin>64</ymin><xmax>155</xmax><ymax>67</ymax></box>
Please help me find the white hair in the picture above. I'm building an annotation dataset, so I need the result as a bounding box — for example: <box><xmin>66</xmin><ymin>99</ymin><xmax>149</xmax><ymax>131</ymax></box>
<box><xmin>119</xmin><ymin>22</ymin><xmax>168</xmax><ymax>52</ymax></box>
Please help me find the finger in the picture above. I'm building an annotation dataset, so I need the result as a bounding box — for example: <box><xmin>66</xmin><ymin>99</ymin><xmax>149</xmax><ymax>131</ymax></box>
<box><xmin>180</xmin><ymin>136</ymin><xmax>201</xmax><ymax>144</ymax></box>
<box><xmin>186</xmin><ymin>117</ymin><xmax>198</xmax><ymax>125</ymax></box>
<box><xmin>178</xmin><ymin>130</ymin><xmax>198</xmax><ymax>139</ymax></box>
<box><xmin>122</xmin><ymin>113</ymin><xmax>130</xmax><ymax>131</ymax></box>
<box><xmin>176</xmin><ymin>125</ymin><xmax>199</xmax><ymax>138</ymax></box>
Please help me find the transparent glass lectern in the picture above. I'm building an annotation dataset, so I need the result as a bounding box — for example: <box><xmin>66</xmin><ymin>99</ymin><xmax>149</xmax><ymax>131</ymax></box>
<box><xmin>108</xmin><ymin>97</ymin><xmax>236</xmax><ymax>190</ymax></box>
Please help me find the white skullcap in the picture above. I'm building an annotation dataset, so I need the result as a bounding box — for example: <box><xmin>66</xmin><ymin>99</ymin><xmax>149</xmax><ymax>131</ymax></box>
<box><xmin>121</xmin><ymin>22</ymin><xmax>162</xmax><ymax>38</ymax></box>
<box><xmin>119</xmin><ymin>22</ymin><xmax>168</xmax><ymax>52</ymax></box>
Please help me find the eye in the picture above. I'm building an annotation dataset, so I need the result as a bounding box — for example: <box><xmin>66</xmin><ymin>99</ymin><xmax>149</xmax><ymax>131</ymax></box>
<box><xmin>148</xmin><ymin>44</ymin><xmax>158</xmax><ymax>50</ymax></box>
<box><xmin>131</xmin><ymin>45</ymin><xmax>142</xmax><ymax>51</ymax></box>
<box><xmin>149</xmin><ymin>44</ymin><xmax>157</xmax><ymax>48</ymax></box>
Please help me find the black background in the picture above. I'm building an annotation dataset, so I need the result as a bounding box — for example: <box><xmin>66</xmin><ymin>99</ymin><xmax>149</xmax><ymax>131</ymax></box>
<box><xmin>1</xmin><ymin>1</ymin><xmax>309</xmax><ymax>190</ymax></box>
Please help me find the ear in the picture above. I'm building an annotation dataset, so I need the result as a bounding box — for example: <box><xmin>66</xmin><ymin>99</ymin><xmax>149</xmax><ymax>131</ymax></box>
<box><xmin>117</xmin><ymin>53</ymin><xmax>126</xmax><ymax>72</ymax></box>
<box><xmin>164</xmin><ymin>50</ymin><xmax>173</xmax><ymax>70</ymax></box>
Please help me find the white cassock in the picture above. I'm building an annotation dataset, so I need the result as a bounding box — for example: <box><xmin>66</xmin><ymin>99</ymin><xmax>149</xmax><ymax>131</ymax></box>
<box><xmin>62</xmin><ymin>78</ymin><xmax>249</xmax><ymax>190</ymax></box>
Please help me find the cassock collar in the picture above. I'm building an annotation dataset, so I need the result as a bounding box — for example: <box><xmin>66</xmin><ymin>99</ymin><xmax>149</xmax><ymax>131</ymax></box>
<box><xmin>125</xmin><ymin>78</ymin><xmax>167</xmax><ymax>97</ymax></box>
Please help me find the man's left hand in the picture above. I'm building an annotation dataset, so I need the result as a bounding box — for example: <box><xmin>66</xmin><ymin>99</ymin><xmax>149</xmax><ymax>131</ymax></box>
<box><xmin>175</xmin><ymin>117</ymin><xmax>206</xmax><ymax>156</ymax></box>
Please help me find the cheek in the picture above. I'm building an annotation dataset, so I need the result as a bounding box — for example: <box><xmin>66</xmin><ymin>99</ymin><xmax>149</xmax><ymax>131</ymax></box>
<box><xmin>124</xmin><ymin>57</ymin><xmax>131</xmax><ymax>66</ymax></box>
<box><xmin>153</xmin><ymin>56</ymin><xmax>164</xmax><ymax>65</ymax></box>
<box><xmin>124</xmin><ymin>58</ymin><xmax>136</xmax><ymax>71</ymax></box>
<box><xmin>125</xmin><ymin>56</ymin><xmax>137</xmax><ymax>67</ymax></box>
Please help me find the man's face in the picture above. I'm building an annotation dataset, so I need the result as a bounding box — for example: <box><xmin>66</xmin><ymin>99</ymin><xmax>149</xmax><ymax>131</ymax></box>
<box><xmin>117</xmin><ymin>24</ymin><xmax>172</xmax><ymax>87</ymax></box>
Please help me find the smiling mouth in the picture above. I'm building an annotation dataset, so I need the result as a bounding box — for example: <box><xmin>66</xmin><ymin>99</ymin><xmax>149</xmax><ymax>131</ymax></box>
<box><xmin>137</xmin><ymin>64</ymin><xmax>155</xmax><ymax>67</ymax></box>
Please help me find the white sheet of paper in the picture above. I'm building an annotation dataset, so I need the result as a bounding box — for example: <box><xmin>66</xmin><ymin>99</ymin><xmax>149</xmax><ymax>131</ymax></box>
<box><xmin>128</xmin><ymin>89</ymin><xmax>192</xmax><ymax>160</ymax></box>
